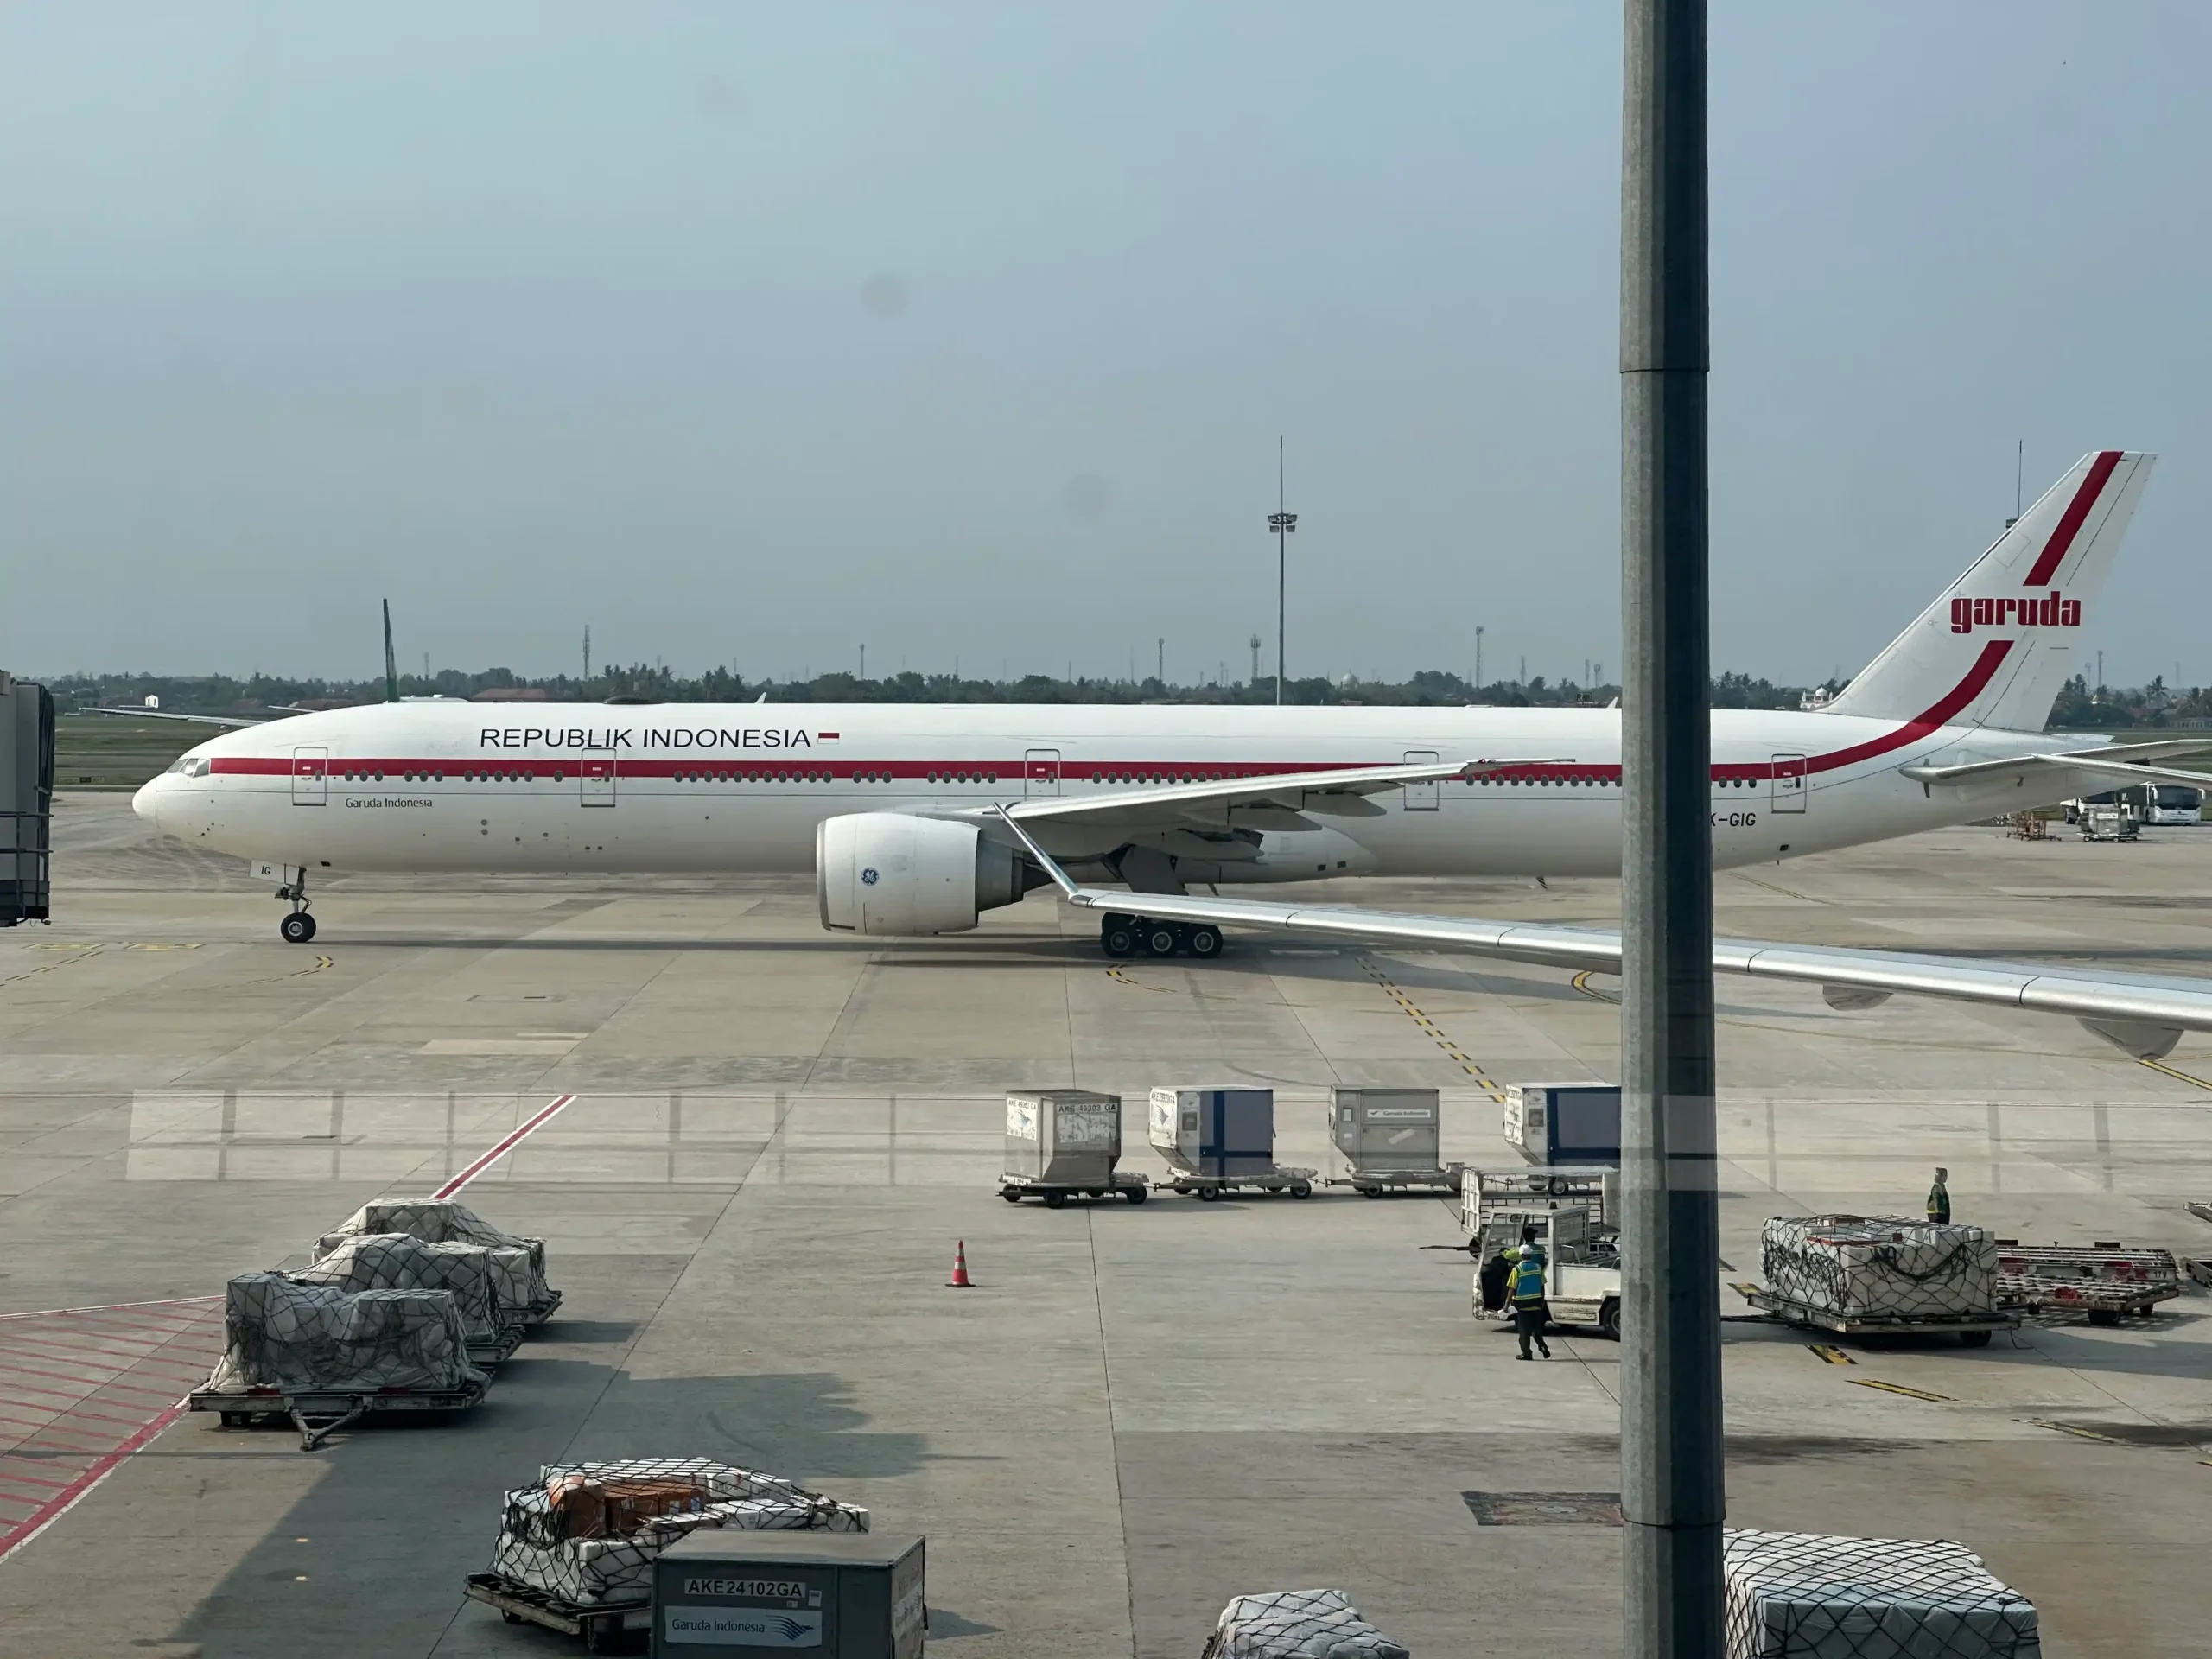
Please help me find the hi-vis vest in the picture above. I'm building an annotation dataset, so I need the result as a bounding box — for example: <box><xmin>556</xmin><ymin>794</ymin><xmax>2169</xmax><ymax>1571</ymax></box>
<box><xmin>1510</xmin><ymin>1259</ymin><xmax>1547</xmax><ymax>1302</ymax></box>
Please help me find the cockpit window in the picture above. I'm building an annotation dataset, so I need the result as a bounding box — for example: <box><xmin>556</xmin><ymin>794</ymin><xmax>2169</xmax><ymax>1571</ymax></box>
<box><xmin>166</xmin><ymin>755</ymin><xmax>213</xmax><ymax>778</ymax></box>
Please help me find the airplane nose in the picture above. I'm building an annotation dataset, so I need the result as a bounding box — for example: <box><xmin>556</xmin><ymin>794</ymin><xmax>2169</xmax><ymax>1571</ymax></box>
<box><xmin>132</xmin><ymin>778</ymin><xmax>161</xmax><ymax>827</ymax></box>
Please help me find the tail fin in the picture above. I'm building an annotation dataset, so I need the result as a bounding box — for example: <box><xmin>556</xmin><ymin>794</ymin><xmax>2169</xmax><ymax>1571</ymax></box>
<box><xmin>1825</xmin><ymin>451</ymin><xmax>2154</xmax><ymax>730</ymax></box>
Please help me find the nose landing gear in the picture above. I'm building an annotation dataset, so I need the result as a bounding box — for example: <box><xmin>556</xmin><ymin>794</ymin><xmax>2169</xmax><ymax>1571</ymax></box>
<box><xmin>275</xmin><ymin>875</ymin><xmax>317</xmax><ymax>944</ymax></box>
<box><xmin>1099</xmin><ymin>914</ymin><xmax>1223</xmax><ymax>960</ymax></box>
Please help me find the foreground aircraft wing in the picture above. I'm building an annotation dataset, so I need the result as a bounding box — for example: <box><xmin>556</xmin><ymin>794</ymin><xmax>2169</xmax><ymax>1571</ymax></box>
<box><xmin>993</xmin><ymin>808</ymin><xmax>2212</xmax><ymax>1061</ymax></box>
<box><xmin>989</xmin><ymin>758</ymin><xmax>1557</xmax><ymax>828</ymax></box>
<box><xmin>1900</xmin><ymin>737</ymin><xmax>2212</xmax><ymax>793</ymax></box>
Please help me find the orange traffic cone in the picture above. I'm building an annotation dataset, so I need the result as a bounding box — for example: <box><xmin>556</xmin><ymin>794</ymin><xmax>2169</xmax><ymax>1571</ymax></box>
<box><xmin>948</xmin><ymin>1239</ymin><xmax>974</xmax><ymax>1288</ymax></box>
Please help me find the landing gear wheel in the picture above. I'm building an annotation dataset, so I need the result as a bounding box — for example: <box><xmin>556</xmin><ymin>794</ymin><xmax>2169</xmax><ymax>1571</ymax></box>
<box><xmin>1043</xmin><ymin>1190</ymin><xmax>1067</xmax><ymax>1209</ymax></box>
<box><xmin>1143</xmin><ymin>923</ymin><xmax>1179</xmax><ymax>957</ymax></box>
<box><xmin>1103</xmin><ymin>921</ymin><xmax>1139</xmax><ymax>958</ymax></box>
<box><xmin>1123</xmin><ymin>1185</ymin><xmax>1148</xmax><ymax>1205</ymax></box>
<box><xmin>1187</xmin><ymin>925</ymin><xmax>1224</xmax><ymax>959</ymax></box>
<box><xmin>280</xmin><ymin>912</ymin><xmax>317</xmax><ymax>944</ymax></box>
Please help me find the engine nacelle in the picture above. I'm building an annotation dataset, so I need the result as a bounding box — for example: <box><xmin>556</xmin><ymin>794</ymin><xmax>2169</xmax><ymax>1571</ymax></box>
<box><xmin>816</xmin><ymin>812</ymin><xmax>1030</xmax><ymax>936</ymax></box>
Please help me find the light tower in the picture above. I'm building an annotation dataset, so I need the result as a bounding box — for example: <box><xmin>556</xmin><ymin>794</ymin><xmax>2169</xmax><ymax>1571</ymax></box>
<box><xmin>1268</xmin><ymin>436</ymin><xmax>1296</xmax><ymax>706</ymax></box>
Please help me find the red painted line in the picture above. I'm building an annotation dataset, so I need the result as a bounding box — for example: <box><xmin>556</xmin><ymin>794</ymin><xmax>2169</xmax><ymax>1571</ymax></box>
<box><xmin>431</xmin><ymin>1094</ymin><xmax>577</xmax><ymax>1199</ymax></box>
<box><xmin>0</xmin><ymin>1403</ymin><xmax>161</xmax><ymax>1431</ymax></box>
<box><xmin>9</xmin><ymin>1338</ymin><xmax>210</xmax><ymax>1368</ymax></box>
<box><xmin>0</xmin><ymin>1402</ymin><xmax>185</xmax><ymax>1563</ymax></box>
<box><xmin>0</xmin><ymin>1360</ymin><xmax>161</xmax><ymax>1392</ymax></box>
<box><xmin>0</xmin><ymin>1296</ymin><xmax>219</xmax><ymax>1323</ymax></box>
<box><xmin>2023</xmin><ymin>450</ymin><xmax>2123</xmax><ymax>587</ymax></box>
<box><xmin>0</xmin><ymin>1468</ymin><xmax>75</xmax><ymax>1491</ymax></box>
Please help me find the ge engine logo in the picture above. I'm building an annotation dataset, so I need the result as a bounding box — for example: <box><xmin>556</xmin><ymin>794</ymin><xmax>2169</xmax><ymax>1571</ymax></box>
<box><xmin>861</xmin><ymin>868</ymin><xmax>880</xmax><ymax>886</ymax></box>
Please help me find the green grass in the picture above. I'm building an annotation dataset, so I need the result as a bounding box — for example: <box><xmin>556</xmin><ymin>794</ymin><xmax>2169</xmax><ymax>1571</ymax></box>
<box><xmin>55</xmin><ymin>715</ymin><xmax>235</xmax><ymax>790</ymax></box>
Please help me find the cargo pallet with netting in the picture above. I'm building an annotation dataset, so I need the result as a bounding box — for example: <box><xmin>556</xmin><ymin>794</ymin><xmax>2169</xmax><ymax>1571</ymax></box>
<box><xmin>1749</xmin><ymin>1215</ymin><xmax>2016</xmax><ymax>1348</ymax></box>
<box><xmin>1996</xmin><ymin>1240</ymin><xmax>2182</xmax><ymax>1324</ymax></box>
<box><xmin>998</xmin><ymin>1169</ymin><xmax>1151</xmax><ymax>1206</ymax></box>
<box><xmin>188</xmin><ymin>1378</ymin><xmax>490</xmax><ymax>1450</ymax></box>
<box><xmin>461</xmin><ymin>1572</ymin><xmax>650</xmax><ymax>1652</ymax></box>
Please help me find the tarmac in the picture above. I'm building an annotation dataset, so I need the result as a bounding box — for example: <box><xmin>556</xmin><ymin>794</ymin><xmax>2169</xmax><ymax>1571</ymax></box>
<box><xmin>3</xmin><ymin>793</ymin><xmax>2211</xmax><ymax>1656</ymax></box>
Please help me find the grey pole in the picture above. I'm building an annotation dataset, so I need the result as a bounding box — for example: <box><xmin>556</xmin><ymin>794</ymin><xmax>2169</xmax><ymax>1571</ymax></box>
<box><xmin>1618</xmin><ymin>3</ymin><xmax>1722</xmax><ymax>1656</ymax></box>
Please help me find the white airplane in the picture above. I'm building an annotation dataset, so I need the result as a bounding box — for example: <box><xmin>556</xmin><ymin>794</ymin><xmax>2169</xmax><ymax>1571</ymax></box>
<box><xmin>138</xmin><ymin>451</ymin><xmax>2202</xmax><ymax>983</ymax></box>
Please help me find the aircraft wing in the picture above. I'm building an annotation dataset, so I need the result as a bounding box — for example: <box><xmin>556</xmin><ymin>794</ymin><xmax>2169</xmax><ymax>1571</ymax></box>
<box><xmin>992</xmin><ymin>807</ymin><xmax>2212</xmax><ymax>1060</ymax></box>
<box><xmin>990</xmin><ymin>758</ymin><xmax>1558</xmax><ymax>828</ymax></box>
<box><xmin>1898</xmin><ymin>737</ymin><xmax>2212</xmax><ymax>792</ymax></box>
<box><xmin>75</xmin><ymin>706</ymin><xmax>275</xmax><ymax>729</ymax></box>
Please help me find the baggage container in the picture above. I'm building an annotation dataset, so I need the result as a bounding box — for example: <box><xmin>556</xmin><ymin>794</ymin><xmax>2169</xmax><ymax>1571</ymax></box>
<box><xmin>1149</xmin><ymin>1087</ymin><xmax>1274</xmax><ymax>1180</ymax></box>
<box><xmin>1503</xmin><ymin>1082</ymin><xmax>1620</xmax><ymax>1165</ymax></box>
<box><xmin>1328</xmin><ymin>1088</ymin><xmax>1440</xmax><ymax>1172</ymax></box>
<box><xmin>652</xmin><ymin>1529</ymin><xmax>925</xmax><ymax>1659</ymax></box>
<box><xmin>1003</xmin><ymin>1090</ymin><xmax>1122</xmax><ymax>1185</ymax></box>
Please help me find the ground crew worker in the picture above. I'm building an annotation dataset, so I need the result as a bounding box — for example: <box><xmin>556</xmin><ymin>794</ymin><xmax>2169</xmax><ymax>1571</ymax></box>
<box><xmin>1509</xmin><ymin>1243</ymin><xmax>1551</xmax><ymax>1360</ymax></box>
<box><xmin>1927</xmin><ymin>1166</ymin><xmax>1952</xmax><ymax>1225</ymax></box>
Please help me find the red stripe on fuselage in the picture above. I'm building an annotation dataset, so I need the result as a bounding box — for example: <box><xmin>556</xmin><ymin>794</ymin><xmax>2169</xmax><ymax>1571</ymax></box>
<box><xmin>2021</xmin><ymin>450</ymin><xmax>2122</xmax><ymax>587</ymax></box>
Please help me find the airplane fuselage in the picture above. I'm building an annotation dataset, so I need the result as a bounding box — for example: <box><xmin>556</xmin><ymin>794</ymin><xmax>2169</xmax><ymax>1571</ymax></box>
<box><xmin>136</xmin><ymin>700</ymin><xmax>2074</xmax><ymax>882</ymax></box>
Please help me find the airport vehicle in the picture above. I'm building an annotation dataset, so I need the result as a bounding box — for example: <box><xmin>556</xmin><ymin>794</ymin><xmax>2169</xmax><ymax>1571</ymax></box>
<box><xmin>132</xmin><ymin>452</ymin><xmax>2212</xmax><ymax>950</ymax></box>
<box><xmin>2067</xmin><ymin>782</ymin><xmax>2200</xmax><ymax>826</ymax></box>
<box><xmin>1466</xmin><ymin>1204</ymin><xmax>1624</xmax><ymax>1338</ymax></box>
<box><xmin>2079</xmin><ymin>800</ymin><xmax>2139</xmax><ymax>842</ymax></box>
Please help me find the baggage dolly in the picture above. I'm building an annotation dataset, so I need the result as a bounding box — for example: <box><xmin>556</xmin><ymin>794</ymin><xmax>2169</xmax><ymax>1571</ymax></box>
<box><xmin>999</xmin><ymin>1170</ymin><xmax>1150</xmax><ymax>1207</ymax></box>
<box><xmin>1996</xmin><ymin>1241</ymin><xmax>2183</xmax><ymax>1325</ymax></box>
<box><xmin>1325</xmin><ymin>1164</ymin><xmax>1464</xmax><ymax>1198</ymax></box>
<box><xmin>1735</xmin><ymin>1286</ymin><xmax>2016</xmax><ymax>1348</ymax></box>
<box><xmin>513</xmin><ymin>1288</ymin><xmax>563</xmax><ymax>1328</ymax></box>
<box><xmin>469</xmin><ymin>1325</ymin><xmax>529</xmax><ymax>1366</ymax></box>
<box><xmin>1161</xmin><ymin>1166</ymin><xmax>1318</xmax><ymax>1201</ymax></box>
<box><xmin>463</xmin><ymin>1573</ymin><xmax>651</xmax><ymax>1653</ymax></box>
<box><xmin>188</xmin><ymin>1377</ymin><xmax>490</xmax><ymax>1451</ymax></box>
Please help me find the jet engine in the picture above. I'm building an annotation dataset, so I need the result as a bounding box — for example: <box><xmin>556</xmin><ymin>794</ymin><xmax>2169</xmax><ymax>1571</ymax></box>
<box><xmin>816</xmin><ymin>812</ymin><xmax>1033</xmax><ymax>935</ymax></box>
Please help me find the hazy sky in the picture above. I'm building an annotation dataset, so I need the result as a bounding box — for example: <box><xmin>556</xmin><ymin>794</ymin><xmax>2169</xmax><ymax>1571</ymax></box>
<box><xmin>4</xmin><ymin>3</ymin><xmax>2207</xmax><ymax>689</ymax></box>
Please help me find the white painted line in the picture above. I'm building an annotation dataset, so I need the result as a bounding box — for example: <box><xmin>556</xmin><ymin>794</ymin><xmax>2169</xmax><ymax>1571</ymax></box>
<box><xmin>0</xmin><ymin>1296</ymin><xmax>219</xmax><ymax>1324</ymax></box>
<box><xmin>432</xmin><ymin>1094</ymin><xmax>577</xmax><ymax>1198</ymax></box>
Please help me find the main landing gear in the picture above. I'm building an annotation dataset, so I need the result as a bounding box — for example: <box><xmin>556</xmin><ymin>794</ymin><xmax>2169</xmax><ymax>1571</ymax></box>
<box><xmin>1100</xmin><ymin>912</ymin><xmax>1222</xmax><ymax>961</ymax></box>
<box><xmin>276</xmin><ymin>874</ymin><xmax>317</xmax><ymax>944</ymax></box>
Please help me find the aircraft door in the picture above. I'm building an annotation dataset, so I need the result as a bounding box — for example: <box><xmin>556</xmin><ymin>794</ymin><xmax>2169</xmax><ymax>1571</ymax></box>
<box><xmin>581</xmin><ymin>755</ymin><xmax>617</xmax><ymax>807</ymax></box>
<box><xmin>1770</xmin><ymin>753</ymin><xmax>1808</xmax><ymax>814</ymax></box>
<box><xmin>1402</xmin><ymin>749</ymin><xmax>1440</xmax><ymax>810</ymax></box>
<box><xmin>1024</xmin><ymin>748</ymin><xmax>1061</xmax><ymax>798</ymax></box>
<box><xmin>290</xmin><ymin>747</ymin><xmax>327</xmax><ymax>806</ymax></box>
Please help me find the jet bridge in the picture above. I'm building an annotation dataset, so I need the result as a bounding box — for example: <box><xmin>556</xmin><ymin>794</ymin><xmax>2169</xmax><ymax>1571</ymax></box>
<box><xmin>0</xmin><ymin>671</ymin><xmax>54</xmax><ymax>925</ymax></box>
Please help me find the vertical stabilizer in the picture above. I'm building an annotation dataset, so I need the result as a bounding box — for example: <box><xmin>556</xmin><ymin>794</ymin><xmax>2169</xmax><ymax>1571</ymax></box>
<box><xmin>1826</xmin><ymin>451</ymin><xmax>2153</xmax><ymax>730</ymax></box>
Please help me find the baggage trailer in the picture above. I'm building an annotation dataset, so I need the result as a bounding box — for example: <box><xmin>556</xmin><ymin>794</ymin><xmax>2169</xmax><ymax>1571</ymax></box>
<box><xmin>189</xmin><ymin>1377</ymin><xmax>489</xmax><ymax>1451</ymax></box>
<box><xmin>463</xmin><ymin>1573</ymin><xmax>650</xmax><ymax>1653</ymax></box>
<box><xmin>1996</xmin><ymin>1240</ymin><xmax>2182</xmax><ymax>1324</ymax></box>
<box><xmin>1735</xmin><ymin>1286</ymin><xmax>2015</xmax><ymax>1346</ymax></box>
<box><xmin>1321</xmin><ymin>1087</ymin><xmax>1463</xmax><ymax>1195</ymax></box>
<box><xmin>1160</xmin><ymin>1165</ymin><xmax>1317</xmax><ymax>1200</ymax></box>
<box><xmin>999</xmin><ymin>1170</ymin><xmax>1150</xmax><ymax>1207</ymax></box>
<box><xmin>1459</xmin><ymin>1166</ymin><xmax>1616</xmax><ymax>1232</ymax></box>
<box><xmin>1001</xmin><ymin>1090</ymin><xmax>1147</xmax><ymax>1205</ymax></box>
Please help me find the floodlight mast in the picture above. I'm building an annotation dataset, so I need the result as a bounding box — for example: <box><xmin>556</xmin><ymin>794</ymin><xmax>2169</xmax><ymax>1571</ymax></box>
<box><xmin>1268</xmin><ymin>437</ymin><xmax>1296</xmax><ymax>707</ymax></box>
